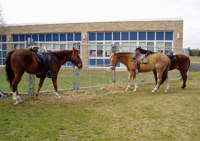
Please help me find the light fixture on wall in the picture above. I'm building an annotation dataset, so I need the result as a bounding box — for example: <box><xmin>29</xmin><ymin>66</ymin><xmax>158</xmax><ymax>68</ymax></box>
<box><xmin>8</xmin><ymin>37</ymin><xmax>10</xmax><ymax>41</ymax></box>
<box><xmin>177</xmin><ymin>33</ymin><xmax>180</xmax><ymax>39</ymax></box>
<box><xmin>83</xmin><ymin>34</ymin><xmax>86</xmax><ymax>40</ymax></box>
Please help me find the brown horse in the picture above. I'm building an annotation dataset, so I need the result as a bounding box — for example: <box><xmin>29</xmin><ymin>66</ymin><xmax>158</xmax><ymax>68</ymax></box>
<box><xmin>138</xmin><ymin>48</ymin><xmax>190</xmax><ymax>89</ymax></box>
<box><xmin>110</xmin><ymin>50</ymin><xmax>170</xmax><ymax>93</ymax></box>
<box><xmin>5</xmin><ymin>48</ymin><xmax>83</xmax><ymax>105</ymax></box>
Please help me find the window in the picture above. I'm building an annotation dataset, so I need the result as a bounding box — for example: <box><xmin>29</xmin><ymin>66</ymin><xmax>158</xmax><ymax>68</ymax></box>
<box><xmin>165</xmin><ymin>32</ymin><xmax>173</xmax><ymax>40</ymax></box>
<box><xmin>130</xmin><ymin>32</ymin><xmax>137</xmax><ymax>40</ymax></box>
<box><xmin>139</xmin><ymin>42</ymin><xmax>146</xmax><ymax>48</ymax></box>
<box><xmin>13</xmin><ymin>35</ymin><xmax>18</xmax><ymax>42</ymax></box>
<box><xmin>139</xmin><ymin>32</ymin><xmax>146</xmax><ymax>40</ymax></box>
<box><xmin>60</xmin><ymin>34</ymin><xmax>66</xmax><ymax>41</ymax></box>
<box><xmin>67</xmin><ymin>33</ymin><xmax>73</xmax><ymax>41</ymax></box>
<box><xmin>53</xmin><ymin>34</ymin><xmax>59</xmax><ymax>41</ymax></box>
<box><xmin>39</xmin><ymin>34</ymin><xmax>45</xmax><ymax>41</ymax></box>
<box><xmin>156</xmin><ymin>32</ymin><xmax>164</xmax><ymax>40</ymax></box>
<box><xmin>97</xmin><ymin>42</ymin><xmax>103</xmax><ymax>57</ymax></box>
<box><xmin>97</xmin><ymin>33</ymin><xmax>104</xmax><ymax>41</ymax></box>
<box><xmin>89</xmin><ymin>33</ymin><xmax>96</xmax><ymax>41</ymax></box>
<box><xmin>46</xmin><ymin>34</ymin><xmax>52</xmax><ymax>41</ymax></box>
<box><xmin>122</xmin><ymin>32</ymin><xmax>129</xmax><ymax>40</ymax></box>
<box><xmin>147</xmin><ymin>32</ymin><xmax>155</xmax><ymax>40</ymax></box>
<box><xmin>122</xmin><ymin>42</ymin><xmax>129</xmax><ymax>51</ymax></box>
<box><xmin>89</xmin><ymin>42</ymin><xmax>96</xmax><ymax>57</ymax></box>
<box><xmin>32</xmin><ymin>34</ymin><xmax>38</xmax><ymax>41</ymax></box>
<box><xmin>105</xmin><ymin>32</ymin><xmax>112</xmax><ymax>40</ymax></box>
<box><xmin>147</xmin><ymin>42</ymin><xmax>154</xmax><ymax>51</ymax></box>
<box><xmin>20</xmin><ymin>35</ymin><xmax>25</xmax><ymax>41</ymax></box>
<box><xmin>75</xmin><ymin>33</ymin><xmax>81</xmax><ymax>41</ymax></box>
<box><xmin>26</xmin><ymin>35</ymin><xmax>31</xmax><ymax>41</ymax></box>
<box><xmin>105</xmin><ymin>42</ymin><xmax>112</xmax><ymax>57</ymax></box>
<box><xmin>113</xmin><ymin>32</ymin><xmax>120</xmax><ymax>40</ymax></box>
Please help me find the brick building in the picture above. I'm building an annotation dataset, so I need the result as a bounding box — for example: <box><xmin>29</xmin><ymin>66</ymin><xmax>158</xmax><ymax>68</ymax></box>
<box><xmin>0</xmin><ymin>18</ymin><xmax>183</xmax><ymax>66</ymax></box>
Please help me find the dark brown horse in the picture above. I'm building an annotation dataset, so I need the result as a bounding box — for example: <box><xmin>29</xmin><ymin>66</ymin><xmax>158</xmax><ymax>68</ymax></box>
<box><xmin>138</xmin><ymin>48</ymin><xmax>190</xmax><ymax>89</ymax></box>
<box><xmin>110</xmin><ymin>50</ymin><xmax>170</xmax><ymax>93</ymax></box>
<box><xmin>5</xmin><ymin>48</ymin><xmax>83</xmax><ymax>105</ymax></box>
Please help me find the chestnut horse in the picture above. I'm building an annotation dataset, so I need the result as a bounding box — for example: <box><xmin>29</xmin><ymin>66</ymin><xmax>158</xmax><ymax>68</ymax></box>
<box><xmin>110</xmin><ymin>51</ymin><xmax>170</xmax><ymax>93</ymax></box>
<box><xmin>138</xmin><ymin>48</ymin><xmax>190</xmax><ymax>89</ymax></box>
<box><xmin>5</xmin><ymin>48</ymin><xmax>83</xmax><ymax>105</ymax></box>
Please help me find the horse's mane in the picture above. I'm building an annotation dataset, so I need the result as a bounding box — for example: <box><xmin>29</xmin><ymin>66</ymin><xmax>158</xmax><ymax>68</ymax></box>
<box><xmin>136</xmin><ymin>48</ymin><xmax>155</xmax><ymax>54</ymax></box>
<box><xmin>115</xmin><ymin>52</ymin><xmax>133</xmax><ymax>54</ymax></box>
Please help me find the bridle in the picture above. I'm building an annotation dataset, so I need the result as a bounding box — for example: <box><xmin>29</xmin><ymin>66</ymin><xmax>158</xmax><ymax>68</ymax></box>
<box><xmin>110</xmin><ymin>53</ymin><xmax>118</xmax><ymax>67</ymax></box>
<box><xmin>71</xmin><ymin>50</ymin><xmax>82</xmax><ymax>65</ymax></box>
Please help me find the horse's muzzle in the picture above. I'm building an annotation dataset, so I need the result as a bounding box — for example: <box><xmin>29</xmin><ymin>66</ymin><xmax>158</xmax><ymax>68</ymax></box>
<box><xmin>78</xmin><ymin>64</ymin><xmax>83</xmax><ymax>70</ymax></box>
<box><xmin>110</xmin><ymin>66</ymin><xmax>116</xmax><ymax>70</ymax></box>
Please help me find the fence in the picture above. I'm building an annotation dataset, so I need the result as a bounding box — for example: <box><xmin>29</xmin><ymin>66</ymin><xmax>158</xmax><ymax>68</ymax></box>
<box><xmin>0</xmin><ymin>41</ymin><xmax>189</xmax><ymax>95</ymax></box>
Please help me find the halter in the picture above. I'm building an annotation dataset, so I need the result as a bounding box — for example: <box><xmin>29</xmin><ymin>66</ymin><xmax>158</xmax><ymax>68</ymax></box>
<box><xmin>71</xmin><ymin>51</ymin><xmax>82</xmax><ymax>65</ymax></box>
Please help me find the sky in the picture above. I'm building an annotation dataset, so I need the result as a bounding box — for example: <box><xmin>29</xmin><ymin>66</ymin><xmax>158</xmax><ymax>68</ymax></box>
<box><xmin>1</xmin><ymin>0</ymin><xmax>200</xmax><ymax>49</ymax></box>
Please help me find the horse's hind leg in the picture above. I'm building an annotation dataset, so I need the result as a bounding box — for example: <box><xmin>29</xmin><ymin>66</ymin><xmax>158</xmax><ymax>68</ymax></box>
<box><xmin>12</xmin><ymin>75</ymin><xmax>23</xmax><ymax>105</ymax></box>
<box><xmin>180</xmin><ymin>70</ymin><xmax>187</xmax><ymax>89</ymax></box>
<box><xmin>52</xmin><ymin>73</ymin><xmax>61</xmax><ymax>99</ymax></box>
<box><xmin>152</xmin><ymin>72</ymin><xmax>162</xmax><ymax>94</ymax></box>
<box><xmin>164</xmin><ymin>75</ymin><xmax>169</xmax><ymax>93</ymax></box>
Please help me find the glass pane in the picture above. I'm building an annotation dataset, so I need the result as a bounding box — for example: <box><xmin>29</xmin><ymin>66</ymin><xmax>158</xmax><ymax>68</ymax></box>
<box><xmin>53</xmin><ymin>34</ymin><xmax>59</xmax><ymax>41</ymax></box>
<box><xmin>89</xmin><ymin>42</ymin><xmax>96</xmax><ymax>50</ymax></box>
<box><xmin>60</xmin><ymin>34</ymin><xmax>66</xmax><ymax>41</ymax></box>
<box><xmin>53</xmin><ymin>44</ymin><xmax>60</xmax><ymax>51</ymax></box>
<box><xmin>97</xmin><ymin>33</ymin><xmax>104</xmax><ymax>41</ymax></box>
<box><xmin>13</xmin><ymin>44</ymin><xmax>20</xmax><ymax>49</ymax></box>
<box><xmin>157</xmin><ymin>42</ymin><xmax>164</xmax><ymax>47</ymax></box>
<box><xmin>20</xmin><ymin>44</ymin><xmax>25</xmax><ymax>49</ymax></box>
<box><xmin>139</xmin><ymin>42</ymin><xmax>146</xmax><ymax>49</ymax></box>
<box><xmin>46</xmin><ymin>44</ymin><xmax>51</xmax><ymax>50</ymax></box>
<box><xmin>105</xmin><ymin>50</ymin><xmax>111</xmax><ymax>57</ymax></box>
<box><xmin>147</xmin><ymin>42</ymin><xmax>154</xmax><ymax>51</ymax></box>
<box><xmin>130</xmin><ymin>32</ymin><xmax>137</xmax><ymax>40</ymax></box>
<box><xmin>68</xmin><ymin>44</ymin><xmax>73</xmax><ymax>50</ymax></box>
<box><xmin>89</xmin><ymin>33</ymin><xmax>96</xmax><ymax>41</ymax></box>
<box><xmin>165</xmin><ymin>42</ymin><xmax>172</xmax><ymax>47</ymax></box>
<box><xmin>139</xmin><ymin>32</ymin><xmax>146</xmax><ymax>40</ymax></box>
<box><xmin>46</xmin><ymin>34</ymin><xmax>52</xmax><ymax>41</ymax></box>
<box><xmin>156</xmin><ymin>32</ymin><xmax>164</xmax><ymax>40</ymax></box>
<box><xmin>130</xmin><ymin>42</ymin><xmax>137</xmax><ymax>52</ymax></box>
<box><xmin>97</xmin><ymin>42</ymin><xmax>103</xmax><ymax>57</ymax></box>
<box><xmin>165</xmin><ymin>32</ymin><xmax>173</xmax><ymax>40</ymax></box>
<box><xmin>113</xmin><ymin>32</ymin><xmax>120</xmax><ymax>40</ymax></box>
<box><xmin>60</xmin><ymin>44</ymin><xmax>66</xmax><ymax>50</ymax></box>
<box><xmin>122</xmin><ymin>32</ymin><xmax>128</xmax><ymax>40</ymax></box>
<box><xmin>75</xmin><ymin>33</ymin><xmax>81</xmax><ymax>41</ymax></box>
<box><xmin>147</xmin><ymin>32</ymin><xmax>155</xmax><ymax>40</ymax></box>
<box><xmin>67</xmin><ymin>33</ymin><xmax>73</xmax><ymax>41</ymax></box>
<box><xmin>40</xmin><ymin>43</ymin><xmax>46</xmax><ymax>49</ymax></box>
<box><xmin>105</xmin><ymin>32</ymin><xmax>112</xmax><ymax>40</ymax></box>
<box><xmin>105</xmin><ymin>42</ymin><xmax>112</xmax><ymax>50</ymax></box>
<box><xmin>122</xmin><ymin>42</ymin><xmax>129</xmax><ymax>50</ymax></box>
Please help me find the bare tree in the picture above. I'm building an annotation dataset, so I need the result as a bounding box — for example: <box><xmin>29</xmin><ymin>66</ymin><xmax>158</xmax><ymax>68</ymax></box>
<box><xmin>0</xmin><ymin>4</ymin><xmax>7</xmax><ymax>38</ymax></box>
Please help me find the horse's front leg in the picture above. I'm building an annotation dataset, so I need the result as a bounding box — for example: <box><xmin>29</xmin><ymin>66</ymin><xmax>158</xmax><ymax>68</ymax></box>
<box><xmin>52</xmin><ymin>73</ymin><xmax>61</xmax><ymax>99</ymax></box>
<box><xmin>132</xmin><ymin>72</ymin><xmax>137</xmax><ymax>92</ymax></box>
<box><xmin>36</xmin><ymin>77</ymin><xmax>46</xmax><ymax>100</ymax></box>
<box><xmin>126</xmin><ymin>72</ymin><xmax>132</xmax><ymax>91</ymax></box>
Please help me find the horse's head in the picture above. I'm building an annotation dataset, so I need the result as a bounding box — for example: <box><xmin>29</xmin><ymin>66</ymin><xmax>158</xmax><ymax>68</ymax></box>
<box><xmin>71</xmin><ymin>48</ymin><xmax>83</xmax><ymax>70</ymax></box>
<box><xmin>110</xmin><ymin>53</ymin><xmax>118</xmax><ymax>70</ymax></box>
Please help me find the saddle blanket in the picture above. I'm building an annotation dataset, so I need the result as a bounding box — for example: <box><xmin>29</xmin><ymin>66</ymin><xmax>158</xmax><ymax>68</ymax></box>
<box><xmin>35</xmin><ymin>52</ymin><xmax>53</xmax><ymax>65</ymax></box>
<box><xmin>131</xmin><ymin>54</ymin><xmax>151</xmax><ymax>64</ymax></box>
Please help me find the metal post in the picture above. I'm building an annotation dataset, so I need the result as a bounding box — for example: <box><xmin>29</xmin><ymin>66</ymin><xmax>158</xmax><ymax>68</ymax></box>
<box><xmin>73</xmin><ymin>66</ymin><xmax>79</xmax><ymax>90</ymax></box>
<box><xmin>111</xmin><ymin>42</ymin><xmax>116</xmax><ymax>84</ymax></box>
<box><xmin>28</xmin><ymin>74</ymin><xmax>35</xmax><ymax>95</ymax></box>
<box><xmin>111</xmin><ymin>69</ymin><xmax>116</xmax><ymax>84</ymax></box>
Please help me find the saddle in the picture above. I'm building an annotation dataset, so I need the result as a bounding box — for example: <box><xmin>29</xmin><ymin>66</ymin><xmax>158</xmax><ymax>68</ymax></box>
<box><xmin>166</xmin><ymin>51</ymin><xmax>176</xmax><ymax>62</ymax></box>
<box><xmin>27</xmin><ymin>46</ymin><xmax>54</xmax><ymax>78</ymax></box>
<box><xmin>131</xmin><ymin>48</ymin><xmax>151</xmax><ymax>74</ymax></box>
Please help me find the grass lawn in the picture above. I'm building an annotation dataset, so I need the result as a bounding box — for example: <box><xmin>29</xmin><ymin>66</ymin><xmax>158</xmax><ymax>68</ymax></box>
<box><xmin>189</xmin><ymin>56</ymin><xmax>200</xmax><ymax>63</ymax></box>
<box><xmin>0</xmin><ymin>67</ymin><xmax>200</xmax><ymax>140</ymax></box>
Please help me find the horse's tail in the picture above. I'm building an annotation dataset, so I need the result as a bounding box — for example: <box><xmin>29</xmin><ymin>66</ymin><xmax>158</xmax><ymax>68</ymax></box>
<box><xmin>5</xmin><ymin>50</ymin><xmax>15</xmax><ymax>88</ymax></box>
<box><xmin>161</xmin><ymin>59</ymin><xmax>171</xmax><ymax>85</ymax></box>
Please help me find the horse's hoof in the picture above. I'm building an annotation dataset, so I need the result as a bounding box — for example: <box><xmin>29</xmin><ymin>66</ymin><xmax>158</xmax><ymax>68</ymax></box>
<box><xmin>164</xmin><ymin>90</ymin><xmax>167</xmax><ymax>93</ymax></box>
<box><xmin>14</xmin><ymin>102</ymin><xmax>19</xmax><ymax>106</ymax></box>
<box><xmin>35</xmin><ymin>98</ymin><xmax>39</xmax><ymax>100</ymax></box>
<box><xmin>133</xmin><ymin>89</ymin><xmax>137</xmax><ymax>92</ymax></box>
<box><xmin>151</xmin><ymin>91</ymin><xmax>155</xmax><ymax>94</ymax></box>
